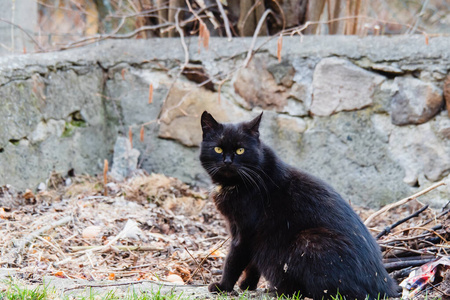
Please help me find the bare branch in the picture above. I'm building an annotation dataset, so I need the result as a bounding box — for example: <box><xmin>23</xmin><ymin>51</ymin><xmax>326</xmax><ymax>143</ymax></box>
<box><xmin>215</xmin><ymin>0</ymin><xmax>233</xmax><ymax>41</ymax></box>
<box><xmin>364</xmin><ymin>181</ymin><xmax>446</xmax><ymax>226</ymax></box>
<box><xmin>0</xmin><ymin>18</ymin><xmax>44</xmax><ymax>52</ymax></box>
<box><xmin>243</xmin><ymin>9</ymin><xmax>273</xmax><ymax>68</ymax></box>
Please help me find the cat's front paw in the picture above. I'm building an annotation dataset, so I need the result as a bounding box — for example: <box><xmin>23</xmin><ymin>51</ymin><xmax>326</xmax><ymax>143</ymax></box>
<box><xmin>239</xmin><ymin>279</ymin><xmax>258</xmax><ymax>291</ymax></box>
<box><xmin>208</xmin><ymin>282</ymin><xmax>237</xmax><ymax>295</ymax></box>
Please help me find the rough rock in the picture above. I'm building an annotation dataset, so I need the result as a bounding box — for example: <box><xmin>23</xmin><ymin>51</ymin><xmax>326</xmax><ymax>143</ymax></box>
<box><xmin>110</xmin><ymin>137</ymin><xmax>141</xmax><ymax>181</ymax></box>
<box><xmin>444</xmin><ymin>74</ymin><xmax>450</xmax><ymax>118</ymax></box>
<box><xmin>372</xmin><ymin>113</ymin><xmax>450</xmax><ymax>186</ymax></box>
<box><xmin>267</xmin><ymin>60</ymin><xmax>295</xmax><ymax>87</ymax></box>
<box><xmin>276</xmin><ymin>114</ymin><xmax>307</xmax><ymax>135</ymax></box>
<box><xmin>233</xmin><ymin>56</ymin><xmax>287</xmax><ymax>110</ymax></box>
<box><xmin>29</xmin><ymin>120</ymin><xmax>66</xmax><ymax>143</ymax></box>
<box><xmin>391</xmin><ymin>77</ymin><xmax>444</xmax><ymax>125</ymax></box>
<box><xmin>310</xmin><ymin>57</ymin><xmax>385</xmax><ymax>116</ymax></box>
<box><xmin>371</xmin><ymin>63</ymin><xmax>404</xmax><ymax>74</ymax></box>
<box><xmin>158</xmin><ymin>80</ymin><xmax>251</xmax><ymax>147</ymax></box>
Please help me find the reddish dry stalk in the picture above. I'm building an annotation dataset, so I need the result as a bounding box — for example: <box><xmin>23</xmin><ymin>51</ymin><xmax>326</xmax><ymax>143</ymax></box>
<box><xmin>103</xmin><ymin>159</ymin><xmax>109</xmax><ymax>196</ymax></box>
<box><xmin>148</xmin><ymin>83</ymin><xmax>153</xmax><ymax>104</ymax></box>
<box><xmin>277</xmin><ymin>34</ymin><xmax>283</xmax><ymax>62</ymax></box>
<box><xmin>129</xmin><ymin>127</ymin><xmax>133</xmax><ymax>149</ymax></box>
<box><xmin>140</xmin><ymin>126</ymin><xmax>145</xmax><ymax>142</ymax></box>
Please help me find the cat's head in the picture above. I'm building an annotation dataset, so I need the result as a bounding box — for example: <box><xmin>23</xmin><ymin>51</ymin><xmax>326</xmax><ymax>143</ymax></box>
<box><xmin>199</xmin><ymin>111</ymin><xmax>263</xmax><ymax>185</ymax></box>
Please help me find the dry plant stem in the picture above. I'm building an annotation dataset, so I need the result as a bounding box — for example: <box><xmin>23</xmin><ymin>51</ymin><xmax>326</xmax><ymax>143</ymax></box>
<box><xmin>61</xmin><ymin>17</ymin><xmax>126</xmax><ymax>49</ymax></box>
<box><xmin>184</xmin><ymin>246</ymin><xmax>207</xmax><ymax>284</ymax></box>
<box><xmin>34</xmin><ymin>235</ymin><xmax>67</xmax><ymax>259</ymax></box>
<box><xmin>384</xmin><ymin>257</ymin><xmax>435</xmax><ymax>271</ymax></box>
<box><xmin>0</xmin><ymin>18</ymin><xmax>44</xmax><ymax>51</ymax></box>
<box><xmin>380</xmin><ymin>232</ymin><xmax>436</xmax><ymax>244</ymax></box>
<box><xmin>376</xmin><ymin>205</ymin><xmax>429</xmax><ymax>239</ymax></box>
<box><xmin>70</xmin><ymin>245</ymin><xmax>165</xmax><ymax>252</ymax></box>
<box><xmin>175</xmin><ymin>8</ymin><xmax>189</xmax><ymax>69</ymax></box>
<box><xmin>381</xmin><ymin>244</ymin><xmax>441</xmax><ymax>257</ymax></box>
<box><xmin>62</xmin><ymin>280</ymin><xmax>163</xmax><ymax>292</ymax></box>
<box><xmin>364</xmin><ymin>181</ymin><xmax>446</xmax><ymax>226</ymax></box>
<box><xmin>392</xmin><ymin>226</ymin><xmax>448</xmax><ymax>244</ymax></box>
<box><xmin>18</xmin><ymin>215</ymin><xmax>72</xmax><ymax>250</ymax></box>
<box><xmin>243</xmin><ymin>9</ymin><xmax>273</xmax><ymax>68</ymax></box>
<box><xmin>215</xmin><ymin>0</ymin><xmax>232</xmax><ymax>41</ymax></box>
<box><xmin>419</xmin><ymin>208</ymin><xmax>450</xmax><ymax>227</ymax></box>
<box><xmin>187</xmin><ymin>237</ymin><xmax>230</xmax><ymax>283</ymax></box>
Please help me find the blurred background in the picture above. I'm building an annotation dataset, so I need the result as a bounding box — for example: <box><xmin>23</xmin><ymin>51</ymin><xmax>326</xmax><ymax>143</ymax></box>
<box><xmin>1</xmin><ymin>0</ymin><xmax>449</xmax><ymax>55</ymax></box>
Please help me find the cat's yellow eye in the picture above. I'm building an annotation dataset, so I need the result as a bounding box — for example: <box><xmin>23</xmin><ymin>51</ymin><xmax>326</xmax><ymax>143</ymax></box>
<box><xmin>214</xmin><ymin>147</ymin><xmax>223</xmax><ymax>154</ymax></box>
<box><xmin>236</xmin><ymin>148</ymin><xmax>245</xmax><ymax>155</ymax></box>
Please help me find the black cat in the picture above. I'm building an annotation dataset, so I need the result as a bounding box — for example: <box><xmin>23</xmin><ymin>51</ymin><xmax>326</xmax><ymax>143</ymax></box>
<box><xmin>199</xmin><ymin>111</ymin><xmax>398</xmax><ymax>299</ymax></box>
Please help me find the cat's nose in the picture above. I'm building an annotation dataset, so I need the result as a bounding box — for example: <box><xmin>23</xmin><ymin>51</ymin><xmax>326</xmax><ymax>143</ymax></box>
<box><xmin>223</xmin><ymin>155</ymin><xmax>232</xmax><ymax>166</ymax></box>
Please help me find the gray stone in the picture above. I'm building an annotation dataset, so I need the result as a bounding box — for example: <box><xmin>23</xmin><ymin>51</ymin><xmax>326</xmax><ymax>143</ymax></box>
<box><xmin>276</xmin><ymin>114</ymin><xmax>307</xmax><ymax>135</ymax></box>
<box><xmin>281</xmin><ymin>97</ymin><xmax>309</xmax><ymax>117</ymax></box>
<box><xmin>110</xmin><ymin>137</ymin><xmax>141</xmax><ymax>181</ymax></box>
<box><xmin>311</xmin><ymin>57</ymin><xmax>385</xmax><ymax>116</ymax></box>
<box><xmin>391</xmin><ymin>77</ymin><xmax>444</xmax><ymax>125</ymax></box>
<box><xmin>158</xmin><ymin>80</ymin><xmax>251</xmax><ymax>147</ymax></box>
<box><xmin>29</xmin><ymin>119</ymin><xmax>66</xmax><ymax>143</ymax></box>
<box><xmin>233</xmin><ymin>56</ymin><xmax>288</xmax><ymax>110</ymax></box>
<box><xmin>267</xmin><ymin>61</ymin><xmax>295</xmax><ymax>87</ymax></box>
<box><xmin>372</xmin><ymin>80</ymin><xmax>398</xmax><ymax>114</ymax></box>
<box><xmin>372</xmin><ymin>113</ymin><xmax>450</xmax><ymax>186</ymax></box>
<box><xmin>371</xmin><ymin>63</ymin><xmax>404</xmax><ymax>74</ymax></box>
<box><xmin>444</xmin><ymin>74</ymin><xmax>450</xmax><ymax>118</ymax></box>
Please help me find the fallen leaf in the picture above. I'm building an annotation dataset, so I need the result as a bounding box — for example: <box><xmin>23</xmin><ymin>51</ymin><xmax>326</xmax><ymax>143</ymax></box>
<box><xmin>52</xmin><ymin>271</ymin><xmax>65</xmax><ymax>278</ymax></box>
<box><xmin>23</xmin><ymin>189</ymin><xmax>35</xmax><ymax>200</ymax></box>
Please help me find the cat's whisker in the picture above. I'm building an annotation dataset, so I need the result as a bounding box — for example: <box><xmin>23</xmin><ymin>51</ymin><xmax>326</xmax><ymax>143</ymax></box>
<box><xmin>240</xmin><ymin>166</ymin><xmax>270</xmax><ymax>198</ymax></box>
<box><xmin>242</xmin><ymin>163</ymin><xmax>280</xmax><ymax>189</ymax></box>
<box><xmin>239</xmin><ymin>167</ymin><xmax>269</xmax><ymax>203</ymax></box>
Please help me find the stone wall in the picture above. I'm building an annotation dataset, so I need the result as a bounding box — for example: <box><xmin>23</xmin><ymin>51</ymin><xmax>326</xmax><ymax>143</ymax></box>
<box><xmin>1</xmin><ymin>36</ymin><xmax>449</xmax><ymax>208</ymax></box>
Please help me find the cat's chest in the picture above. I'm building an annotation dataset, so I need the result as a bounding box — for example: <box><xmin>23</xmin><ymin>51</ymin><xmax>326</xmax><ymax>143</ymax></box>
<box><xmin>211</xmin><ymin>185</ymin><xmax>260</xmax><ymax>225</ymax></box>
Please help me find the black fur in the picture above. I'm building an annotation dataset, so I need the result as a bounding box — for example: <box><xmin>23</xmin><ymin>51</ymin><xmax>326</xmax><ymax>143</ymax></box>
<box><xmin>199</xmin><ymin>111</ymin><xmax>398</xmax><ymax>299</ymax></box>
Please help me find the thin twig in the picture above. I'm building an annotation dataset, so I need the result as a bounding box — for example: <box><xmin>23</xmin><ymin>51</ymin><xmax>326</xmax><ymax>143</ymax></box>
<box><xmin>376</xmin><ymin>205</ymin><xmax>429</xmax><ymax>239</ymax></box>
<box><xmin>63</xmin><ymin>279</ymin><xmax>206</xmax><ymax>292</ymax></box>
<box><xmin>174</xmin><ymin>8</ymin><xmax>189</xmax><ymax>69</ymax></box>
<box><xmin>187</xmin><ymin>237</ymin><xmax>230</xmax><ymax>283</ymax></box>
<box><xmin>419</xmin><ymin>208</ymin><xmax>450</xmax><ymax>227</ymax></box>
<box><xmin>35</xmin><ymin>235</ymin><xmax>67</xmax><ymax>259</ymax></box>
<box><xmin>18</xmin><ymin>215</ymin><xmax>73</xmax><ymax>250</ymax></box>
<box><xmin>384</xmin><ymin>257</ymin><xmax>435</xmax><ymax>271</ymax></box>
<box><xmin>0</xmin><ymin>18</ymin><xmax>44</xmax><ymax>51</ymax></box>
<box><xmin>69</xmin><ymin>245</ymin><xmax>165</xmax><ymax>252</ymax></box>
<box><xmin>243</xmin><ymin>9</ymin><xmax>273</xmax><ymax>68</ymax></box>
<box><xmin>215</xmin><ymin>0</ymin><xmax>232</xmax><ymax>41</ymax></box>
<box><xmin>184</xmin><ymin>246</ymin><xmax>207</xmax><ymax>284</ymax></box>
<box><xmin>381</xmin><ymin>244</ymin><xmax>441</xmax><ymax>257</ymax></box>
<box><xmin>364</xmin><ymin>181</ymin><xmax>446</xmax><ymax>226</ymax></box>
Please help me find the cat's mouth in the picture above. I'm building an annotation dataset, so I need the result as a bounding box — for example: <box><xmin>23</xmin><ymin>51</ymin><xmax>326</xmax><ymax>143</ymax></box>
<box><xmin>218</xmin><ymin>165</ymin><xmax>238</xmax><ymax>178</ymax></box>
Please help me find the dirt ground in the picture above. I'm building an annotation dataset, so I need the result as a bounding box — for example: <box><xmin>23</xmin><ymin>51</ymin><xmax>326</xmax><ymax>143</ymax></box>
<box><xmin>0</xmin><ymin>172</ymin><xmax>448</xmax><ymax>299</ymax></box>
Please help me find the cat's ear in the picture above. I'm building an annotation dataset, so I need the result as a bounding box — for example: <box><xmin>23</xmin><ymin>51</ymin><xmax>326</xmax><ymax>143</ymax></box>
<box><xmin>244</xmin><ymin>112</ymin><xmax>263</xmax><ymax>137</ymax></box>
<box><xmin>201</xmin><ymin>111</ymin><xmax>220</xmax><ymax>136</ymax></box>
